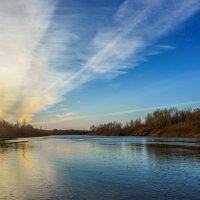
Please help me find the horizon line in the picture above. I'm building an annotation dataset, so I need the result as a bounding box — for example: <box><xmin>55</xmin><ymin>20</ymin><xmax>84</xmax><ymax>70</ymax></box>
<box><xmin>32</xmin><ymin>100</ymin><xmax>200</xmax><ymax>125</ymax></box>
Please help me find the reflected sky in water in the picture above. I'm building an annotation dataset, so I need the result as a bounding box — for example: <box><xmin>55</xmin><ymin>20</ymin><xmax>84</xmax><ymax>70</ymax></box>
<box><xmin>0</xmin><ymin>136</ymin><xmax>200</xmax><ymax>200</ymax></box>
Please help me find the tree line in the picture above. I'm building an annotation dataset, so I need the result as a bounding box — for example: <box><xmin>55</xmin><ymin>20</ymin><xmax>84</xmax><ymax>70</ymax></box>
<box><xmin>0</xmin><ymin>120</ymin><xmax>48</xmax><ymax>140</ymax></box>
<box><xmin>89</xmin><ymin>108</ymin><xmax>200</xmax><ymax>137</ymax></box>
<box><xmin>1</xmin><ymin>107</ymin><xmax>200</xmax><ymax>140</ymax></box>
<box><xmin>0</xmin><ymin>120</ymin><xmax>87</xmax><ymax>141</ymax></box>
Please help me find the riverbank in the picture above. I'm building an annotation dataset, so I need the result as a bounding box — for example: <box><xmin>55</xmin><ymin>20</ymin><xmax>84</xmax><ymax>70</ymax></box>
<box><xmin>0</xmin><ymin>129</ymin><xmax>88</xmax><ymax>142</ymax></box>
<box><xmin>1</xmin><ymin>108</ymin><xmax>200</xmax><ymax>140</ymax></box>
<box><xmin>0</xmin><ymin>120</ymin><xmax>87</xmax><ymax>141</ymax></box>
<box><xmin>89</xmin><ymin>108</ymin><xmax>200</xmax><ymax>138</ymax></box>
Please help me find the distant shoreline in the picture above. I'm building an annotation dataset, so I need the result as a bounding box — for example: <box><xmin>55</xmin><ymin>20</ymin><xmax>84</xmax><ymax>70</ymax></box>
<box><xmin>0</xmin><ymin>129</ymin><xmax>88</xmax><ymax>142</ymax></box>
<box><xmin>1</xmin><ymin>107</ymin><xmax>200</xmax><ymax>141</ymax></box>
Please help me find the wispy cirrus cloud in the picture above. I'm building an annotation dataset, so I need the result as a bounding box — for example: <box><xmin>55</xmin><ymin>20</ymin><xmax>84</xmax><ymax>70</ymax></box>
<box><xmin>60</xmin><ymin>0</ymin><xmax>200</xmax><ymax>90</ymax></box>
<box><xmin>0</xmin><ymin>0</ymin><xmax>200</xmax><ymax>122</ymax></box>
<box><xmin>33</xmin><ymin>100</ymin><xmax>200</xmax><ymax>125</ymax></box>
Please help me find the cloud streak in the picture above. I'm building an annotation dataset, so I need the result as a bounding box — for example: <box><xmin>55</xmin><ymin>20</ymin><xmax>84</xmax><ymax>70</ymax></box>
<box><xmin>0</xmin><ymin>0</ymin><xmax>60</xmax><ymax>122</ymax></box>
<box><xmin>33</xmin><ymin>100</ymin><xmax>200</xmax><ymax>124</ymax></box>
<box><xmin>0</xmin><ymin>0</ymin><xmax>200</xmax><ymax>122</ymax></box>
<box><xmin>59</xmin><ymin>0</ymin><xmax>200</xmax><ymax>98</ymax></box>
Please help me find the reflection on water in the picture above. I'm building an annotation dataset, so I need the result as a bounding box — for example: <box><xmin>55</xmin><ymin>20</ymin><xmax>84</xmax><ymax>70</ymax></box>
<box><xmin>0</xmin><ymin>136</ymin><xmax>200</xmax><ymax>200</ymax></box>
<box><xmin>0</xmin><ymin>140</ymin><xmax>55</xmax><ymax>200</ymax></box>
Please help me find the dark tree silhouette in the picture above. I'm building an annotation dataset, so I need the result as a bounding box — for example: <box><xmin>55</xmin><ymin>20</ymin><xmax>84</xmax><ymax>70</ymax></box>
<box><xmin>0</xmin><ymin>120</ymin><xmax>48</xmax><ymax>140</ymax></box>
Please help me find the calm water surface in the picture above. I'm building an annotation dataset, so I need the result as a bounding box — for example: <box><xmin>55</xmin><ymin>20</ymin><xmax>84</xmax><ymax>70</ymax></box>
<box><xmin>0</xmin><ymin>136</ymin><xmax>200</xmax><ymax>200</ymax></box>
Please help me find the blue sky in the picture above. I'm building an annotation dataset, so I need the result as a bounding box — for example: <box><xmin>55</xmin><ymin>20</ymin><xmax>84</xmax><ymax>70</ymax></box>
<box><xmin>0</xmin><ymin>0</ymin><xmax>200</xmax><ymax>129</ymax></box>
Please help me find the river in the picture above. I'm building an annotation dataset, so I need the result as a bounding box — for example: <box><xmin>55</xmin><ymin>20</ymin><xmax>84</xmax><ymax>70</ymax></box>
<box><xmin>0</xmin><ymin>135</ymin><xmax>200</xmax><ymax>200</ymax></box>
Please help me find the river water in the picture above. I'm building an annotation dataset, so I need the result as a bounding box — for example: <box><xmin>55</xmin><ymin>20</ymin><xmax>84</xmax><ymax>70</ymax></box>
<box><xmin>0</xmin><ymin>135</ymin><xmax>200</xmax><ymax>200</ymax></box>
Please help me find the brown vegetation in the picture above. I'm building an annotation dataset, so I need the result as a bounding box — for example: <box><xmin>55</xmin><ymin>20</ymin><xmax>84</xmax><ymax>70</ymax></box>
<box><xmin>52</xmin><ymin>129</ymin><xmax>88</xmax><ymax>135</ymax></box>
<box><xmin>1</xmin><ymin>107</ymin><xmax>199</xmax><ymax>140</ymax></box>
<box><xmin>0</xmin><ymin>120</ymin><xmax>49</xmax><ymax>140</ymax></box>
<box><xmin>89</xmin><ymin>108</ymin><xmax>200</xmax><ymax>137</ymax></box>
<box><xmin>0</xmin><ymin>121</ymin><xmax>87</xmax><ymax>141</ymax></box>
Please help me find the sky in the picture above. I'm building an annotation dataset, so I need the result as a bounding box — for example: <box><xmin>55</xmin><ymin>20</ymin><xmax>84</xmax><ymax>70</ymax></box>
<box><xmin>0</xmin><ymin>0</ymin><xmax>200</xmax><ymax>129</ymax></box>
